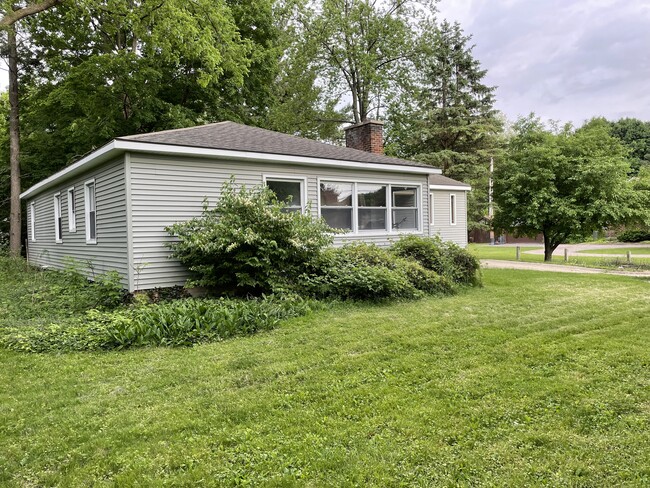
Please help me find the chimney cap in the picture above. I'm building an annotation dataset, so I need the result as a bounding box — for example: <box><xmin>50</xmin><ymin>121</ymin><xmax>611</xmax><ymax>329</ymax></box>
<box><xmin>344</xmin><ymin>119</ymin><xmax>384</xmax><ymax>132</ymax></box>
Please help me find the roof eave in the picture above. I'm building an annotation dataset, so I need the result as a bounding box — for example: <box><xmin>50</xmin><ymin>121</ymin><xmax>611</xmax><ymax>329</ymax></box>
<box><xmin>21</xmin><ymin>139</ymin><xmax>441</xmax><ymax>199</ymax></box>
<box><xmin>429</xmin><ymin>184</ymin><xmax>472</xmax><ymax>191</ymax></box>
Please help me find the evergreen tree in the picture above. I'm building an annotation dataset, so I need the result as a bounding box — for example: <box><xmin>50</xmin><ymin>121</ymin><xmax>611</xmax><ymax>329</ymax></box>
<box><xmin>388</xmin><ymin>20</ymin><xmax>503</xmax><ymax>231</ymax></box>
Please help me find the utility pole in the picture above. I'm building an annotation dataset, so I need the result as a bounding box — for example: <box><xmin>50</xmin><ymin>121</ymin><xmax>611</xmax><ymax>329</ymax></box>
<box><xmin>488</xmin><ymin>156</ymin><xmax>495</xmax><ymax>245</ymax></box>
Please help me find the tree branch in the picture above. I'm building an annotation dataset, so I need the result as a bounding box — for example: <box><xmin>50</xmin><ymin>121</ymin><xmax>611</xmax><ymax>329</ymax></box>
<box><xmin>0</xmin><ymin>0</ymin><xmax>63</xmax><ymax>28</ymax></box>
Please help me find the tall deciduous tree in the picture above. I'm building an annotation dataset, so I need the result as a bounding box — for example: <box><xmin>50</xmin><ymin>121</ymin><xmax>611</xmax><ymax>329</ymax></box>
<box><xmin>1</xmin><ymin>0</ymin><xmax>63</xmax><ymax>256</ymax></box>
<box><xmin>493</xmin><ymin>116</ymin><xmax>649</xmax><ymax>261</ymax></box>
<box><xmin>301</xmin><ymin>0</ymin><xmax>436</xmax><ymax>124</ymax></box>
<box><xmin>15</xmin><ymin>0</ymin><xmax>281</xmax><ymax>195</ymax></box>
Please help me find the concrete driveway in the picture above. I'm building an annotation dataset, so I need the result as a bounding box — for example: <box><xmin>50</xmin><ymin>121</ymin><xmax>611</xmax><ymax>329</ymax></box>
<box><xmin>481</xmin><ymin>259</ymin><xmax>650</xmax><ymax>278</ymax></box>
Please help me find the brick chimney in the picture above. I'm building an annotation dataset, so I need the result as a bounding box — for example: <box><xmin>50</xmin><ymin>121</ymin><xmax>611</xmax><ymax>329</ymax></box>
<box><xmin>344</xmin><ymin>120</ymin><xmax>384</xmax><ymax>154</ymax></box>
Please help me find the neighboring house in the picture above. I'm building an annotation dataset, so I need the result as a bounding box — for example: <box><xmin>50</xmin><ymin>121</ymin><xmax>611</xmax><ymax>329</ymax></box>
<box><xmin>20</xmin><ymin>120</ymin><xmax>470</xmax><ymax>291</ymax></box>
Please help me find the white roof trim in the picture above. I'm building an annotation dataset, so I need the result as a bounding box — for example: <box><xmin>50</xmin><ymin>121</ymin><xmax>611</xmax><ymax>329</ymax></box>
<box><xmin>20</xmin><ymin>139</ymin><xmax>441</xmax><ymax>200</ymax></box>
<box><xmin>429</xmin><ymin>184</ymin><xmax>472</xmax><ymax>191</ymax></box>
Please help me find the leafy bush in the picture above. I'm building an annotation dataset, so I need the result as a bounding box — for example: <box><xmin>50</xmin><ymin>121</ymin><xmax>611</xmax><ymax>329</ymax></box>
<box><xmin>1</xmin><ymin>296</ymin><xmax>317</xmax><ymax>352</ymax></box>
<box><xmin>166</xmin><ymin>179</ymin><xmax>335</xmax><ymax>296</ymax></box>
<box><xmin>617</xmin><ymin>229</ymin><xmax>650</xmax><ymax>242</ymax></box>
<box><xmin>300</xmin><ymin>243</ymin><xmax>453</xmax><ymax>301</ymax></box>
<box><xmin>392</xmin><ymin>235</ymin><xmax>481</xmax><ymax>286</ymax></box>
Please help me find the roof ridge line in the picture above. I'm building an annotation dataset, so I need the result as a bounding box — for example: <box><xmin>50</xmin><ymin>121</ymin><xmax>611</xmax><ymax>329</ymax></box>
<box><xmin>119</xmin><ymin>121</ymin><xmax>230</xmax><ymax>140</ymax></box>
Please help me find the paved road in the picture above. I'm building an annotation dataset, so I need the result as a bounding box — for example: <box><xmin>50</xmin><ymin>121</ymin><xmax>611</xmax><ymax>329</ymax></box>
<box><xmin>481</xmin><ymin>259</ymin><xmax>650</xmax><ymax>278</ymax></box>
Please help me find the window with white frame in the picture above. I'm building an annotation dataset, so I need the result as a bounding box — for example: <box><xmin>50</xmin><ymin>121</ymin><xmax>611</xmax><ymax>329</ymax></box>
<box><xmin>84</xmin><ymin>181</ymin><xmax>96</xmax><ymax>243</ymax></box>
<box><xmin>429</xmin><ymin>193</ymin><xmax>434</xmax><ymax>225</ymax></box>
<box><xmin>30</xmin><ymin>202</ymin><xmax>36</xmax><ymax>242</ymax></box>
<box><xmin>320</xmin><ymin>181</ymin><xmax>420</xmax><ymax>233</ymax></box>
<box><xmin>450</xmin><ymin>194</ymin><xmax>457</xmax><ymax>225</ymax></box>
<box><xmin>357</xmin><ymin>184</ymin><xmax>387</xmax><ymax>231</ymax></box>
<box><xmin>265</xmin><ymin>178</ymin><xmax>304</xmax><ymax>213</ymax></box>
<box><xmin>54</xmin><ymin>193</ymin><xmax>63</xmax><ymax>243</ymax></box>
<box><xmin>320</xmin><ymin>181</ymin><xmax>353</xmax><ymax>230</ymax></box>
<box><xmin>67</xmin><ymin>187</ymin><xmax>76</xmax><ymax>232</ymax></box>
<box><xmin>391</xmin><ymin>186</ymin><xmax>418</xmax><ymax>230</ymax></box>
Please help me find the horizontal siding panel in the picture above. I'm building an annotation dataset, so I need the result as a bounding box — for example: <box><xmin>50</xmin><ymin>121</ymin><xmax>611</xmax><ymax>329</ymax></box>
<box><xmin>130</xmin><ymin>154</ymin><xmax>432</xmax><ymax>289</ymax></box>
<box><xmin>26</xmin><ymin>158</ymin><xmax>129</xmax><ymax>287</ymax></box>
<box><xmin>430</xmin><ymin>190</ymin><xmax>468</xmax><ymax>247</ymax></box>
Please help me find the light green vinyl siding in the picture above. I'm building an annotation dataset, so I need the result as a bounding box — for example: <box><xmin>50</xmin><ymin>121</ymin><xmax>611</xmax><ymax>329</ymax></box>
<box><xmin>25</xmin><ymin>159</ymin><xmax>129</xmax><ymax>287</ymax></box>
<box><xmin>129</xmin><ymin>154</ymin><xmax>432</xmax><ymax>290</ymax></box>
<box><xmin>430</xmin><ymin>190</ymin><xmax>468</xmax><ymax>246</ymax></box>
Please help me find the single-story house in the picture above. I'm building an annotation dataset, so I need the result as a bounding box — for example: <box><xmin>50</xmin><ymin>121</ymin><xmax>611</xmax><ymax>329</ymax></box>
<box><xmin>20</xmin><ymin>120</ymin><xmax>471</xmax><ymax>291</ymax></box>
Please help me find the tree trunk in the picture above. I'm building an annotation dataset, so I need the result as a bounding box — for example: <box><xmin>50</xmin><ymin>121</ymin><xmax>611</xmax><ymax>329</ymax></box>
<box><xmin>8</xmin><ymin>26</ymin><xmax>21</xmax><ymax>257</ymax></box>
<box><xmin>542</xmin><ymin>230</ymin><xmax>557</xmax><ymax>262</ymax></box>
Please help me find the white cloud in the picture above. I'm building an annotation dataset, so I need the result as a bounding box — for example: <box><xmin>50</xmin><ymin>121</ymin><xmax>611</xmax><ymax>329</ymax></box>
<box><xmin>436</xmin><ymin>0</ymin><xmax>650</xmax><ymax>124</ymax></box>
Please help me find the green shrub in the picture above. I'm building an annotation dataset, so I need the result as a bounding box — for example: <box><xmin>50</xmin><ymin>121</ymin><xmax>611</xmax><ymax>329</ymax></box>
<box><xmin>166</xmin><ymin>179</ymin><xmax>335</xmax><ymax>296</ymax></box>
<box><xmin>617</xmin><ymin>229</ymin><xmax>650</xmax><ymax>242</ymax></box>
<box><xmin>1</xmin><ymin>296</ymin><xmax>317</xmax><ymax>352</ymax></box>
<box><xmin>392</xmin><ymin>235</ymin><xmax>481</xmax><ymax>286</ymax></box>
<box><xmin>438</xmin><ymin>241</ymin><xmax>482</xmax><ymax>286</ymax></box>
<box><xmin>300</xmin><ymin>243</ymin><xmax>453</xmax><ymax>301</ymax></box>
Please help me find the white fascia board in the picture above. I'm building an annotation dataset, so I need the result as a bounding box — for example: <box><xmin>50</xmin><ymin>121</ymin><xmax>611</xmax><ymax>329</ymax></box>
<box><xmin>429</xmin><ymin>184</ymin><xmax>472</xmax><ymax>191</ymax></box>
<box><xmin>117</xmin><ymin>140</ymin><xmax>441</xmax><ymax>175</ymax></box>
<box><xmin>20</xmin><ymin>138</ymin><xmax>442</xmax><ymax>200</ymax></box>
<box><xmin>20</xmin><ymin>141</ymin><xmax>118</xmax><ymax>200</ymax></box>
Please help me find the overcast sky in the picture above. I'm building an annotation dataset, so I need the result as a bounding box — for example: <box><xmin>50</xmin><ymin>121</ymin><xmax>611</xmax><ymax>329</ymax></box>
<box><xmin>436</xmin><ymin>0</ymin><xmax>650</xmax><ymax>126</ymax></box>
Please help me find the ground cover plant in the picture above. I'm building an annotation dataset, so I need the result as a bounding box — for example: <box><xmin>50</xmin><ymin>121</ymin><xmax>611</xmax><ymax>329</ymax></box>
<box><xmin>0</xmin><ymin>256</ymin><xmax>317</xmax><ymax>353</ymax></box>
<box><xmin>1</xmin><ymin>269</ymin><xmax>649</xmax><ymax>486</ymax></box>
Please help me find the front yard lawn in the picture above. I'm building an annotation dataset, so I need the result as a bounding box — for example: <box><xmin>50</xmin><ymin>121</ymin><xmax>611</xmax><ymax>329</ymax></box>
<box><xmin>1</xmin><ymin>269</ymin><xmax>649</xmax><ymax>485</ymax></box>
<box><xmin>577</xmin><ymin>246</ymin><xmax>650</xmax><ymax>255</ymax></box>
<box><xmin>470</xmin><ymin>243</ymin><xmax>650</xmax><ymax>267</ymax></box>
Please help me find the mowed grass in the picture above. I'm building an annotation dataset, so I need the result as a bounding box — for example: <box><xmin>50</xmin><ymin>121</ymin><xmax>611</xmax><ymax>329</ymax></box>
<box><xmin>470</xmin><ymin>243</ymin><xmax>650</xmax><ymax>267</ymax></box>
<box><xmin>577</xmin><ymin>246</ymin><xmax>650</xmax><ymax>255</ymax></box>
<box><xmin>1</xmin><ymin>270</ymin><xmax>650</xmax><ymax>486</ymax></box>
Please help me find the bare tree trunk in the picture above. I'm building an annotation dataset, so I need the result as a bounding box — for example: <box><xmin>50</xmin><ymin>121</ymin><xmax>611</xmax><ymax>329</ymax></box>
<box><xmin>8</xmin><ymin>26</ymin><xmax>21</xmax><ymax>257</ymax></box>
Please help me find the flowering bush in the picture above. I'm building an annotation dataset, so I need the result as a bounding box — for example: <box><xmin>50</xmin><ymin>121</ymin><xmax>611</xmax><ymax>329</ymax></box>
<box><xmin>166</xmin><ymin>179</ymin><xmax>334</xmax><ymax>295</ymax></box>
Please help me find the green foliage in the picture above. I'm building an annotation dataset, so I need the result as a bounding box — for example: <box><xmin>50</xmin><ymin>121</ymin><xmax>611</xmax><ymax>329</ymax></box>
<box><xmin>617</xmin><ymin>229</ymin><xmax>650</xmax><ymax>242</ymax></box>
<box><xmin>2</xmin><ymin>295</ymin><xmax>317</xmax><ymax>352</ymax></box>
<box><xmin>387</xmin><ymin>20</ymin><xmax>503</xmax><ymax>232</ymax></box>
<box><xmin>16</xmin><ymin>0</ymin><xmax>281</xmax><ymax>197</ymax></box>
<box><xmin>494</xmin><ymin>116</ymin><xmax>650</xmax><ymax>260</ymax></box>
<box><xmin>166</xmin><ymin>179</ymin><xmax>334</xmax><ymax>295</ymax></box>
<box><xmin>304</xmin><ymin>244</ymin><xmax>422</xmax><ymax>300</ymax></box>
<box><xmin>0</xmin><ymin>256</ymin><xmax>127</xmax><ymax>323</ymax></box>
<box><xmin>608</xmin><ymin>117</ymin><xmax>650</xmax><ymax>175</ymax></box>
<box><xmin>299</xmin><ymin>0</ymin><xmax>433</xmax><ymax>123</ymax></box>
<box><xmin>392</xmin><ymin>235</ymin><xmax>481</xmax><ymax>286</ymax></box>
<box><xmin>300</xmin><ymin>242</ymin><xmax>456</xmax><ymax>301</ymax></box>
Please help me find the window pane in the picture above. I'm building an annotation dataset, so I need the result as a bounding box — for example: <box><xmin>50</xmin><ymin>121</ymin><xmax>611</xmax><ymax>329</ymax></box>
<box><xmin>392</xmin><ymin>187</ymin><xmax>417</xmax><ymax>207</ymax></box>
<box><xmin>392</xmin><ymin>209</ymin><xmax>418</xmax><ymax>230</ymax></box>
<box><xmin>450</xmin><ymin>195</ymin><xmax>456</xmax><ymax>224</ymax></box>
<box><xmin>321</xmin><ymin>208</ymin><xmax>352</xmax><ymax>229</ymax></box>
<box><xmin>89</xmin><ymin>211</ymin><xmax>96</xmax><ymax>239</ymax></box>
<box><xmin>267</xmin><ymin>180</ymin><xmax>301</xmax><ymax>207</ymax></box>
<box><xmin>357</xmin><ymin>184</ymin><xmax>386</xmax><ymax>207</ymax></box>
<box><xmin>358</xmin><ymin>208</ymin><xmax>386</xmax><ymax>230</ymax></box>
<box><xmin>320</xmin><ymin>182</ymin><xmax>353</xmax><ymax>206</ymax></box>
<box><xmin>88</xmin><ymin>184</ymin><xmax>96</xmax><ymax>211</ymax></box>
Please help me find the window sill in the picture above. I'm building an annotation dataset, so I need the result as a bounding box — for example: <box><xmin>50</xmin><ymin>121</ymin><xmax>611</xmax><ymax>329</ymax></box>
<box><xmin>86</xmin><ymin>240</ymin><xmax>97</xmax><ymax>245</ymax></box>
<box><xmin>337</xmin><ymin>229</ymin><xmax>423</xmax><ymax>238</ymax></box>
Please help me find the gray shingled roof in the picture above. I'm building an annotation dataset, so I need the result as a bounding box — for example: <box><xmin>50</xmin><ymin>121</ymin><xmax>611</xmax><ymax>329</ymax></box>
<box><xmin>118</xmin><ymin>121</ymin><xmax>432</xmax><ymax>168</ymax></box>
<box><xmin>429</xmin><ymin>174</ymin><xmax>471</xmax><ymax>187</ymax></box>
